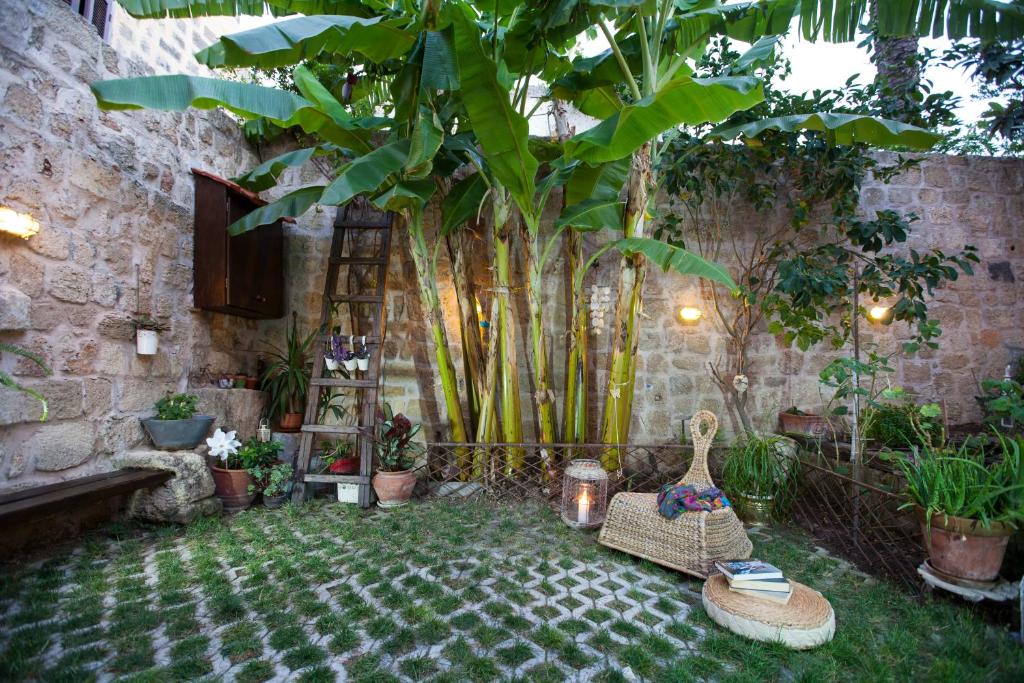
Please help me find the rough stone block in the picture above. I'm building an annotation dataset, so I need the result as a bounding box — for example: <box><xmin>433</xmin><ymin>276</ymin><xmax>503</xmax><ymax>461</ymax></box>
<box><xmin>29</xmin><ymin>422</ymin><xmax>96</xmax><ymax>471</ymax></box>
<box><xmin>194</xmin><ymin>388</ymin><xmax>267</xmax><ymax>441</ymax></box>
<box><xmin>0</xmin><ymin>284</ymin><xmax>31</xmax><ymax>330</ymax></box>
<box><xmin>49</xmin><ymin>265</ymin><xmax>91</xmax><ymax>303</ymax></box>
<box><xmin>112</xmin><ymin>450</ymin><xmax>221</xmax><ymax>524</ymax></box>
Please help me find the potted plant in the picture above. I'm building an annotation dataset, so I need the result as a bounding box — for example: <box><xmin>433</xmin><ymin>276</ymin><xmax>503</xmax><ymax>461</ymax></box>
<box><xmin>891</xmin><ymin>417</ymin><xmax>1024</xmax><ymax>582</ymax></box>
<box><xmin>342</xmin><ymin>347</ymin><xmax>358</xmax><ymax>372</ymax></box>
<box><xmin>207</xmin><ymin>432</ymin><xmax>282</xmax><ymax>511</ymax></box>
<box><xmin>247</xmin><ymin>461</ymin><xmax>293</xmax><ymax>509</ymax></box>
<box><xmin>131</xmin><ymin>315</ymin><xmax>168</xmax><ymax>355</ymax></box>
<box><xmin>355</xmin><ymin>344</ymin><xmax>371</xmax><ymax>372</ymax></box>
<box><xmin>778</xmin><ymin>406</ymin><xmax>830</xmax><ymax>438</ymax></box>
<box><xmin>325</xmin><ymin>334</ymin><xmax>345</xmax><ymax>372</ymax></box>
<box><xmin>141</xmin><ymin>393</ymin><xmax>215</xmax><ymax>450</ymax></box>
<box><xmin>262</xmin><ymin>315</ymin><xmax>318</xmax><ymax>432</ymax></box>
<box><xmin>721</xmin><ymin>434</ymin><xmax>796</xmax><ymax>524</ymax></box>
<box><xmin>322</xmin><ymin>439</ymin><xmax>359</xmax><ymax>475</ymax></box>
<box><xmin>368</xmin><ymin>403</ymin><xmax>423</xmax><ymax>508</ymax></box>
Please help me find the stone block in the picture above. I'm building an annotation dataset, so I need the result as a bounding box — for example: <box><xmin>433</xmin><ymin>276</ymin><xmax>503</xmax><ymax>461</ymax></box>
<box><xmin>194</xmin><ymin>388</ymin><xmax>267</xmax><ymax>441</ymax></box>
<box><xmin>112</xmin><ymin>450</ymin><xmax>221</xmax><ymax>524</ymax></box>
<box><xmin>29</xmin><ymin>422</ymin><xmax>96</xmax><ymax>471</ymax></box>
<box><xmin>49</xmin><ymin>265</ymin><xmax>91</xmax><ymax>303</ymax></box>
<box><xmin>0</xmin><ymin>284</ymin><xmax>31</xmax><ymax>330</ymax></box>
<box><xmin>118</xmin><ymin>380</ymin><xmax>176</xmax><ymax>413</ymax></box>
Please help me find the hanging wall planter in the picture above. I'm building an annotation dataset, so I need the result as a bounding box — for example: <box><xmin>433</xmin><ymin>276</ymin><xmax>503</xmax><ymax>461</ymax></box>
<box><xmin>132</xmin><ymin>315</ymin><xmax>167</xmax><ymax>356</ymax></box>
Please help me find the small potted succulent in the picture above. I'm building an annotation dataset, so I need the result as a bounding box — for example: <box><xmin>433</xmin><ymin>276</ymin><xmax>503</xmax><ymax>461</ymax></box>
<box><xmin>355</xmin><ymin>344</ymin><xmax>371</xmax><ymax>372</ymax></box>
<box><xmin>207</xmin><ymin>433</ymin><xmax>283</xmax><ymax>511</ymax></box>
<box><xmin>247</xmin><ymin>461</ymin><xmax>294</xmax><ymax>508</ymax></box>
<box><xmin>322</xmin><ymin>439</ymin><xmax>359</xmax><ymax>475</ymax></box>
<box><xmin>778</xmin><ymin>406</ymin><xmax>830</xmax><ymax>437</ymax></box>
<box><xmin>131</xmin><ymin>315</ymin><xmax>168</xmax><ymax>355</ymax></box>
<box><xmin>141</xmin><ymin>393</ymin><xmax>215</xmax><ymax>450</ymax></box>
<box><xmin>367</xmin><ymin>403</ymin><xmax>423</xmax><ymax>508</ymax></box>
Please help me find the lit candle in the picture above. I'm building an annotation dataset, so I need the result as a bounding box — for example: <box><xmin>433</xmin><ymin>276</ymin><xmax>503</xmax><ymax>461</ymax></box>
<box><xmin>578</xmin><ymin>485</ymin><xmax>591</xmax><ymax>525</ymax></box>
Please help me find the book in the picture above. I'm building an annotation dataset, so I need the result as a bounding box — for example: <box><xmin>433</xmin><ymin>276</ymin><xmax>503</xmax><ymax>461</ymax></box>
<box><xmin>727</xmin><ymin>576</ymin><xmax>791</xmax><ymax>592</ymax></box>
<box><xmin>715</xmin><ymin>560</ymin><xmax>784</xmax><ymax>581</ymax></box>
<box><xmin>729</xmin><ymin>583</ymin><xmax>793</xmax><ymax>605</ymax></box>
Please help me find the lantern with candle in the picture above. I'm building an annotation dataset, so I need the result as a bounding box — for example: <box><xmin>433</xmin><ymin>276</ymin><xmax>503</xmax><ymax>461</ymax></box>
<box><xmin>257</xmin><ymin>418</ymin><xmax>272</xmax><ymax>443</ymax></box>
<box><xmin>560</xmin><ymin>459</ymin><xmax>609</xmax><ymax>529</ymax></box>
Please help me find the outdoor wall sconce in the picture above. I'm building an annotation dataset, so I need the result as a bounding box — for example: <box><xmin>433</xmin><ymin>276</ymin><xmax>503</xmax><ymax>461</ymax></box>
<box><xmin>867</xmin><ymin>305</ymin><xmax>893</xmax><ymax>324</ymax></box>
<box><xmin>560</xmin><ymin>459</ymin><xmax>608</xmax><ymax>529</ymax></box>
<box><xmin>0</xmin><ymin>207</ymin><xmax>40</xmax><ymax>239</ymax></box>
<box><xmin>679</xmin><ymin>306</ymin><xmax>703</xmax><ymax>324</ymax></box>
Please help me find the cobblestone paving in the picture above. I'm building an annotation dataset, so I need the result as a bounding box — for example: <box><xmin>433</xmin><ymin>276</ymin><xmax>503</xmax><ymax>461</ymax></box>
<box><xmin>0</xmin><ymin>501</ymin><xmax>711</xmax><ymax>682</ymax></box>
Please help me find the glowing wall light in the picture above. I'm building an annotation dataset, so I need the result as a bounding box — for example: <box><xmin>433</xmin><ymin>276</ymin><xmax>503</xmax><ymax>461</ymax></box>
<box><xmin>0</xmin><ymin>207</ymin><xmax>40</xmax><ymax>239</ymax></box>
<box><xmin>679</xmin><ymin>306</ymin><xmax>703</xmax><ymax>324</ymax></box>
<box><xmin>867</xmin><ymin>305</ymin><xmax>893</xmax><ymax>324</ymax></box>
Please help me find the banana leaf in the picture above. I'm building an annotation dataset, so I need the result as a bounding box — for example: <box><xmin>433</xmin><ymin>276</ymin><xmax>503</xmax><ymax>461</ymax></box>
<box><xmin>441</xmin><ymin>173</ymin><xmax>487</xmax><ymax>236</ymax></box>
<box><xmin>228</xmin><ymin>185</ymin><xmax>325</xmax><ymax>235</ymax></box>
<box><xmin>232</xmin><ymin>146</ymin><xmax>319</xmax><ymax>192</ymax></box>
<box><xmin>320</xmin><ymin>139</ymin><xmax>411</xmax><ymax>206</ymax></box>
<box><xmin>556</xmin><ymin>199</ymin><xmax>625</xmax><ymax>232</ymax></box>
<box><xmin>614</xmin><ymin>237</ymin><xmax>737</xmax><ymax>291</ymax></box>
<box><xmin>371</xmin><ymin>180</ymin><xmax>436</xmax><ymax>212</ymax></box>
<box><xmin>115</xmin><ymin>0</ymin><xmax>373</xmax><ymax>18</ymax></box>
<box><xmin>710</xmin><ymin>112</ymin><xmax>942</xmax><ymax>151</ymax></box>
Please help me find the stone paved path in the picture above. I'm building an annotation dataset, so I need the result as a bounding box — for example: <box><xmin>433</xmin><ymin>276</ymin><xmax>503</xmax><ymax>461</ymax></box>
<box><xmin>0</xmin><ymin>500</ymin><xmax>710</xmax><ymax>682</ymax></box>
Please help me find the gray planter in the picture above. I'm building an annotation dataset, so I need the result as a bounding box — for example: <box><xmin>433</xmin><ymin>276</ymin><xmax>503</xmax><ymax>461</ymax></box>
<box><xmin>263</xmin><ymin>494</ymin><xmax>288</xmax><ymax>509</ymax></box>
<box><xmin>142</xmin><ymin>415</ymin><xmax>215</xmax><ymax>450</ymax></box>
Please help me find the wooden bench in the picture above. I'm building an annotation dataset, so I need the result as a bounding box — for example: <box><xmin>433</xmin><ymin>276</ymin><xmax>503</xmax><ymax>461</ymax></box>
<box><xmin>0</xmin><ymin>469</ymin><xmax>173</xmax><ymax>528</ymax></box>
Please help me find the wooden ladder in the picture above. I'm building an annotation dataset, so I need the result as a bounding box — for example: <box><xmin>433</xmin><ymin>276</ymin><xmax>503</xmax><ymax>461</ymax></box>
<box><xmin>291</xmin><ymin>201</ymin><xmax>393</xmax><ymax>508</ymax></box>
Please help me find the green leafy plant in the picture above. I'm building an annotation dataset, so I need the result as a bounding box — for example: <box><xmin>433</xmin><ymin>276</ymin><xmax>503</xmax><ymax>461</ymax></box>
<box><xmin>247</xmin><ymin>461</ymin><xmax>294</xmax><ymax>497</ymax></box>
<box><xmin>154</xmin><ymin>393</ymin><xmax>199</xmax><ymax>420</ymax></box>
<box><xmin>721</xmin><ymin>434</ymin><xmax>796</xmax><ymax>520</ymax></box>
<box><xmin>261</xmin><ymin>314</ymin><xmax>319</xmax><ymax>420</ymax></box>
<box><xmin>864</xmin><ymin>402</ymin><xmax>943</xmax><ymax>449</ymax></box>
<box><xmin>368</xmin><ymin>403</ymin><xmax>422</xmax><ymax>473</ymax></box>
<box><xmin>0</xmin><ymin>342</ymin><xmax>51</xmax><ymax>420</ymax></box>
<box><xmin>321</xmin><ymin>439</ymin><xmax>354</xmax><ymax>474</ymax></box>
<box><xmin>892</xmin><ymin>434</ymin><xmax>1024</xmax><ymax>528</ymax></box>
<box><xmin>979</xmin><ymin>378</ymin><xmax>1024</xmax><ymax>429</ymax></box>
<box><xmin>226</xmin><ymin>438</ymin><xmax>283</xmax><ymax>472</ymax></box>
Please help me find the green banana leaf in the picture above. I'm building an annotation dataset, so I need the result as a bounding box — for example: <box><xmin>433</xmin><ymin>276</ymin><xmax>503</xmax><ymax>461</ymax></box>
<box><xmin>405</xmin><ymin>108</ymin><xmax>444</xmax><ymax>179</ymax></box>
<box><xmin>228</xmin><ymin>185</ymin><xmax>325</xmax><ymax>235</ymax></box>
<box><xmin>614</xmin><ymin>237</ymin><xmax>737</xmax><ymax>291</ymax></box>
<box><xmin>710</xmin><ymin>112</ymin><xmax>941</xmax><ymax>151</ymax></box>
<box><xmin>564</xmin><ymin>75</ymin><xmax>763</xmax><ymax>164</ymax></box>
<box><xmin>565</xmin><ymin>158</ymin><xmax>630</xmax><ymax>205</ymax></box>
<box><xmin>556</xmin><ymin>199</ymin><xmax>625</xmax><ymax>232</ymax></box>
<box><xmin>422</xmin><ymin>29</ymin><xmax>460</xmax><ymax>91</ymax></box>
<box><xmin>232</xmin><ymin>146</ymin><xmax>319</xmax><ymax>192</ymax></box>
<box><xmin>536</xmin><ymin>159</ymin><xmax>580</xmax><ymax>208</ymax></box>
<box><xmin>730</xmin><ymin>35</ymin><xmax>782</xmax><ymax>74</ymax></box>
<box><xmin>441</xmin><ymin>173</ymin><xmax>488</xmax><ymax>237</ymax></box>
<box><xmin>115</xmin><ymin>0</ymin><xmax>373</xmax><ymax>19</ymax></box>
<box><xmin>451</xmin><ymin>10</ymin><xmax>537</xmax><ymax>211</ymax></box>
<box><xmin>320</xmin><ymin>139</ymin><xmax>411</xmax><ymax>206</ymax></box>
<box><xmin>90</xmin><ymin>75</ymin><xmax>371</xmax><ymax>151</ymax></box>
<box><xmin>195</xmin><ymin>15</ymin><xmax>415</xmax><ymax>69</ymax></box>
<box><xmin>372</xmin><ymin>180</ymin><xmax>436</xmax><ymax>212</ymax></box>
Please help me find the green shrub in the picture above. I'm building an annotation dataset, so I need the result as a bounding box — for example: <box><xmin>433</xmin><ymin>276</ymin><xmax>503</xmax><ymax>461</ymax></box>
<box><xmin>154</xmin><ymin>394</ymin><xmax>199</xmax><ymax>420</ymax></box>
<box><xmin>864</xmin><ymin>403</ymin><xmax>941</xmax><ymax>448</ymax></box>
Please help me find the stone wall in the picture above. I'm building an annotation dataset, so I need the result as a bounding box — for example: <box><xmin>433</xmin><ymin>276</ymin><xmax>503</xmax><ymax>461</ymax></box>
<box><xmin>0</xmin><ymin>0</ymin><xmax>331</xmax><ymax>490</ymax></box>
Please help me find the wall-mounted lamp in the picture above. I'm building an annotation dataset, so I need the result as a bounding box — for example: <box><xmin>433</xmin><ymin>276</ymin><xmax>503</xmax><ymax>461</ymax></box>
<box><xmin>867</xmin><ymin>305</ymin><xmax>893</xmax><ymax>324</ymax></box>
<box><xmin>679</xmin><ymin>306</ymin><xmax>702</xmax><ymax>324</ymax></box>
<box><xmin>0</xmin><ymin>207</ymin><xmax>40</xmax><ymax>239</ymax></box>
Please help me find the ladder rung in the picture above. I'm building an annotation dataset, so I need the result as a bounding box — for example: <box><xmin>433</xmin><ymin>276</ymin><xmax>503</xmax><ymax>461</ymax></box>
<box><xmin>329</xmin><ymin>257</ymin><xmax>387</xmax><ymax>265</ymax></box>
<box><xmin>330</xmin><ymin>294</ymin><xmax>385</xmax><ymax>304</ymax></box>
<box><xmin>301</xmin><ymin>474</ymin><xmax>370</xmax><ymax>484</ymax></box>
<box><xmin>301</xmin><ymin>424</ymin><xmax>362</xmax><ymax>434</ymax></box>
<box><xmin>311</xmin><ymin>378</ymin><xmax>377</xmax><ymax>388</ymax></box>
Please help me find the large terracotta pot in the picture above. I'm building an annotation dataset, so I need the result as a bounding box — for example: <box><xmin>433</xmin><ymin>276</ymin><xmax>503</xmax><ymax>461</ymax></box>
<box><xmin>778</xmin><ymin>411</ymin><xmax>830</xmax><ymax>438</ymax></box>
<box><xmin>372</xmin><ymin>470</ymin><xmax>417</xmax><ymax>508</ymax></box>
<box><xmin>279</xmin><ymin>412</ymin><xmax>303</xmax><ymax>432</ymax></box>
<box><xmin>919</xmin><ymin>510</ymin><xmax>1013</xmax><ymax>582</ymax></box>
<box><xmin>210</xmin><ymin>465</ymin><xmax>256</xmax><ymax>512</ymax></box>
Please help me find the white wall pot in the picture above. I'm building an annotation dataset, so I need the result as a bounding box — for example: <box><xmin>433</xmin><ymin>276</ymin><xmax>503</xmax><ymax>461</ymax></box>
<box><xmin>325</xmin><ymin>357</ymin><xmax>339</xmax><ymax>371</ymax></box>
<box><xmin>343</xmin><ymin>358</ymin><xmax>358</xmax><ymax>371</ymax></box>
<box><xmin>136</xmin><ymin>330</ymin><xmax>158</xmax><ymax>355</ymax></box>
<box><xmin>357</xmin><ymin>357</ymin><xmax>369</xmax><ymax>372</ymax></box>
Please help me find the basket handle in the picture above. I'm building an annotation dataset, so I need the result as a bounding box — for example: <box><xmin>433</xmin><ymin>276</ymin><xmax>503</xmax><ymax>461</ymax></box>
<box><xmin>677</xmin><ymin>410</ymin><xmax>718</xmax><ymax>486</ymax></box>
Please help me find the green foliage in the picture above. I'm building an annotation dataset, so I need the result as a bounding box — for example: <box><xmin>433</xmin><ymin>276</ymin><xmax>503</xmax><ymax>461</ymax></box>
<box><xmin>247</xmin><ymin>461</ymin><xmax>294</xmax><ymax>497</ymax></box>
<box><xmin>721</xmin><ymin>434</ymin><xmax>796</xmax><ymax>519</ymax></box>
<box><xmin>943</xmin><ymin>37</ymin><xmax>1024</xmax><ymax>152</ymax></box>
<box><xmin>0</xmin><ymin>343</ymin><xmax>51</xmax><ymax>421</ymax></box>
<box><xmin>154</xmin><ymin>393</ymin><xmax>199</xmax><ymax>421</ymax></box>
<box><xmin>980</xmin><ymin>377</ymin><xmax>1024</xmax><ymax>428</ymax></box>
<box><xmin>261</xmin><ymin>315</ymin><xmax>318</xmax><ymax>419</ymax></box>
<box><xmin>370</xmin><ymin>403</ymin><xmax>422</xmax><ymax>472</ymax></box>
<box><xmin>863</xmin><ymin>402</ymin><xmax>943</xmax><ymax>449</ymax></box>
<box><xmin>228</xmin><ymin>437</ymin><xmax>284</xmax><ymax>472</ymax></box>
<box><xmin>892</xmin><ymin>434</ymin><xmax>1024</xmax><ymax>528</ymax></box>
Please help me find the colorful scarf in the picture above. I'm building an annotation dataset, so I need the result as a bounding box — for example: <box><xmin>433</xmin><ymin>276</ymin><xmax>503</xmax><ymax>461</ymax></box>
<box><xmin>656</xmin><ymin>483</ymin><xmax>731</xmax><ymax>519</ymax></box>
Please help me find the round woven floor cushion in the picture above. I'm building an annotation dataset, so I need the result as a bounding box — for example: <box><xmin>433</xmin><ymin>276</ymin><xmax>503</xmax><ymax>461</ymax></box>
<box><xmin>702</xmin><ymin>574</ymin><xmax>835</xmax><ymax>650</ymax></box>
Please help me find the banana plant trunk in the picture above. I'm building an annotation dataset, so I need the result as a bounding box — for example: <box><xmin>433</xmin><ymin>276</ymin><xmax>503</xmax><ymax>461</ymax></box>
<box><xmin>564</xmin><ymin>228</ymin><xmax>588</xmax><ymax>445</ymax></box>
<box><xmin>405</xmin><ymin>208</ymin><xmax>468</xmax><ymax>444</ymax></box>
<box><xmin>492</xmin><ymin>190</ymin><xmax>524</xmax><ymax>472</ymax></box>
<box><xmin>447</xmin><ymin>232</ymin><xmax>485</xmax><ymax>439</ymax></box>
<box><xmin>522</xmin><ymin>217</ymin><xmax>558</xmax><ymax>448</ymax></box>
<box><xmin>599</xmin><ymin>144</ymin><xmax>653</xmax><ymax>469</ymax></box>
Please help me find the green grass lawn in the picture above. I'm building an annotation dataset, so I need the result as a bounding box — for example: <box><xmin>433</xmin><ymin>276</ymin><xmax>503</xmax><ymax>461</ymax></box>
<box><xmin>0</xmin><ymin>498</ymin><xmax>1020</xmax><ymax>682</ymax></box>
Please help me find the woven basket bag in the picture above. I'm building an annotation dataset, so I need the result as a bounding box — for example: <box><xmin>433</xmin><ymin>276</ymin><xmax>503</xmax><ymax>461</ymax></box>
<box><xmin>598</xmin><ymin>410</ymin><xmax>752</xmax><ymax>578</ymax></box>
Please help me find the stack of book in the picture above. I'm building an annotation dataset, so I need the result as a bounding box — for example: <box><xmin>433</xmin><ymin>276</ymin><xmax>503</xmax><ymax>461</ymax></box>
<box><xmin>715</xmin><ymin>559</ymin><xmax>792</xmax><ymax>605</ymax></box>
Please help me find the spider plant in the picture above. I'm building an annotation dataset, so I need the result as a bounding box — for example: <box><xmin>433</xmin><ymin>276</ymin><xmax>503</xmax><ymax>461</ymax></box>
<box><xmin>261</xmin><ymin>315</ymin><xmax>319</xmax><ymax>420</ymax></box>
<box><xmin>722</xmin><ymin>434</ymin><xmax>796</xmax><ymax>521</ymax></box>
<box><xmin>0</xmin><ymin>343</ymin><xmax>51</xmax><ymax>420</ymax></box>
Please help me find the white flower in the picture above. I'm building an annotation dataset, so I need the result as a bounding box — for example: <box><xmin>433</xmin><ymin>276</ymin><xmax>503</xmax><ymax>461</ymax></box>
<box><xmin>206</xmin><ymin>428</ymin><xmax>240</xmax><ymax>460</ymax></box>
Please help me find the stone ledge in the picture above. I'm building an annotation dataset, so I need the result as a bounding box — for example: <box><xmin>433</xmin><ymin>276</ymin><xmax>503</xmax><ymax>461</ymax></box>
<box><xmin>112</xmin><ymin>449</ymin><xmax>221</xmax><ymax>524</ymax></box>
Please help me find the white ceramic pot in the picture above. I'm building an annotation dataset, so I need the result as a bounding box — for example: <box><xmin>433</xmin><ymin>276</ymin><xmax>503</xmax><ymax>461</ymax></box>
<box><xmin>357</xmin><ymin>357</ymin><xmax>369</xmax><ymax>372</ymax></box>
<box><xmin>343</xmin><ymin>358</ymin><xmax>358</xmax><ymax>371</ymax></box>
<box><xmin>136</xmin><ymin>329</ymin><xmax>158</xmax><ymax>355</ymax></box>
<box><xmin>337</xmin><ymin>482</ymin><xmax>359</xmax><ymax>503</ymax></box>
<box><xmin>325</xmin><ymin>357</ymin><xmax>339</xmax><ymax>371</ymax></box>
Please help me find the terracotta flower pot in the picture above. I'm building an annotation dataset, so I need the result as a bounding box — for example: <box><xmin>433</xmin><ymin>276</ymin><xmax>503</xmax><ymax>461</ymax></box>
<box><xmin>210</xmin><ymin>465</ymin><xmax>256</xmax><ymax>512</ymax></box>
<box><xmin>279</xmin><ymin>412</ymin><xmax>303</xmax><ymax>432</ymax></box>
<box><xmin>778</xmin><ymin>411</ymin><xmax>830</xmax><ymax>438</ymax></box>
<box><xmin>244</xmin><ymin>376</ymin><xmax>258</xmax><ymax>390</ymax></box>
<box><xmin>919</xmin><ymin>510</ymin><xmax>1013</xmax><ymax>582</ymax></box>
<box><xmin>372</xmin><ymin>469</ymin><xmax>417</xmax><ymax>508</ymax></box>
